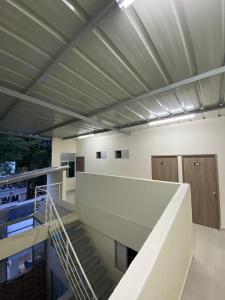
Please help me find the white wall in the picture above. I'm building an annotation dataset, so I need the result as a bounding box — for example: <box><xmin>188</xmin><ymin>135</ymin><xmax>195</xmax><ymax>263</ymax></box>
<box><xmin>77</xmin><ymin>116</ymin><xmax>225</xmax><ymax>228</ymax></box>
<box><xmin>110</xmin><ymin>184</ymin><xmax>193</xmax><ymax>300</ymax></box>
<box><xmin>0</xmin><ymin>223</ymin><xmax>49</xmax><ymax>260</ymax></box>
<box><xmin>46</xmin><ymin>239</ymin><xmax>69</xmax><ymax>299</ymax></box>
<box><xmin>51</xmin><ymin>138</ymin><xmax>76</xmax><ymax>191</ymax></box>
<box><xmin>76</xmin><ymin>173</ymin><xmax>179</xmax><ymax>250</ymax></box>
<box><xmin>83</xmin><ymin>224</ymin><xmax>123</xmax><ymax>283</ymax></box>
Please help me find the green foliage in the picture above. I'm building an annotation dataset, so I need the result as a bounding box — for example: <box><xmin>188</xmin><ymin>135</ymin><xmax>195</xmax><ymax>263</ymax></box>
<box><xmin>0</xmin><ymin>136</ymin><xmax>29</xmax><ymax>162</ymax></box>
<box><xmin>0</xmin><ymin>134</ymin><xmax>51</xmax><ymax>175</ymax></box>
<box><xmin>0</xmin><ymin>162</ymin><xmax>14</xmax><ymax>176</ymax></box>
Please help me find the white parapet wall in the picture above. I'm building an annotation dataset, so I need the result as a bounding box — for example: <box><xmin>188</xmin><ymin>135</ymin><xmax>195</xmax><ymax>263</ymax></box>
<box><xmin>110</xmin><ymin>183</ymin><xmax>193</xmax><ymax>300</ymax></box>
<box><xmin>0</xmin><ymin>213</ymin><xmax>78</xmax><ymax>260</ymax></box>
<box><xmin>76</xmin><ymin>173</ymin><xmax>193</xmax><ymax>300</ymax></box>
<box><xmin>76</xmin><ymin>173</ymin><xmax>179</xmax><ymax>250</ymax></box>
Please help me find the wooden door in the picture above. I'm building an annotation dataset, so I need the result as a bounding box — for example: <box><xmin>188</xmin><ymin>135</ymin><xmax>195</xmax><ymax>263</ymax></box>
<box><xmin>152</xmin><ymin>156</ymin><xmax>178</xmax><ymax>182</ymax></box>
<box><xmin>76</xmin><ymin>156</ymin><xmax>85</xmax><ymax>172</ymax></box>
<box><xmin>182</xmin><ymin>155</ymin><xmax>220</xmax><ymax>229</ymax></box>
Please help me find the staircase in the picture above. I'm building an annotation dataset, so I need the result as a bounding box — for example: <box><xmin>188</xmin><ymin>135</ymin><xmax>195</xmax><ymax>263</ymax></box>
<box><xmin>64</xmin><ymin>220</ymin><xmax>115</xmax><ymax>300</ymax></box>
<box><xmin>34</xmin><ymin>184</ymin><xmax>115</xmax><ymax>300</ymax></box>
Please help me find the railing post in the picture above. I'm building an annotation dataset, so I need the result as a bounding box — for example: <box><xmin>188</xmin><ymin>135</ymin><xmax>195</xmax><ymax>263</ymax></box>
<box><xmin>35</xmin><ymin>182</ymin><xmax>98</xmax><ymax>300</ymax></box>
<box><xmin>59</xmin><ymin>183</ymin><xmax>61</xmax><ymax>207</ymax></box>
<box><xmin>66</xmin><ymin>239</ymin><xmax>69</xmax><ymax>276</ymax></box>
<box><xmin>45</xmin><ymin>193</ymin><xmax>48</xmax><ymax>223</ymax></box>
<box><xmin>34</xmin><ymin>188</ymin><xmax>37</xmax><ymax>214</ymax></box>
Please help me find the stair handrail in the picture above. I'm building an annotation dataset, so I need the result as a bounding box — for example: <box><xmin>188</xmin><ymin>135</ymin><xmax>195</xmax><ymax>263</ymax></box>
<box><xmin>34</xmin><ymin>182</ymin><xmax>62</xmax><ymax>221</ymax></box>
<box><xmin>35</xmin><ymin>184</ymin><xmax>98</xmax><ymax>300</ymax></box>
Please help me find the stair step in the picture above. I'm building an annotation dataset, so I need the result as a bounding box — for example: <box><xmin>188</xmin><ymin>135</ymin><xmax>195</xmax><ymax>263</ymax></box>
<box><xmin>73</xmin><ymin>237</ymin><xmax>90</xmax><ymax>253</ymax></box>
<box><xmin>70</xmin><ymin>228</ymin><xmax>86</xmax><ymax>241</ymax></box>
<box><xmin>65</xmin><ymin>219</ymin><xmax>82</xmax><ymax>231</ymax></box>
<box><xmin>82</xmin><ymin>256</ymin><xmax>101</xmax><ymax>273</ymax></box>
<box><xmin>78</xmin><ymin>246</ymin><xmax>95</xmax><ymax>261</ymax></box>
<box><xmin>95</xmin><ymin>277</ymin><xmax>113</xmax><ymax>299</ymax></box>
<box><xmin>65</xmin><ymin>222</ymin><xmax>83</xmax><ymax>238</ymax></box>
<box><xmin>54</xmin><ymin>220</ymin><xmax>117</xmax><ymax>300</ymax></box>
<box><xmin>88</xmin><ymin>266</ymin><xmax>106</xmax><ymax>285</ymax></box>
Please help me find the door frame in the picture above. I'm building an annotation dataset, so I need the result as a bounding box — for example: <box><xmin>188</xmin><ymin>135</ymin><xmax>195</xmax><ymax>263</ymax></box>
<box><xmin>182</xmin><ymin>154</ymin><xmax>221</xmax><ymax>229</ymax></box>
<box><xmin>76</xmin><ymin>156</ymin><xmax>85</xmax><ymax>172</ymax></box>
<box><xmin>151</xmin><ymin>155</ymin><xmax>179</xmax><ymax>182</ymax></box>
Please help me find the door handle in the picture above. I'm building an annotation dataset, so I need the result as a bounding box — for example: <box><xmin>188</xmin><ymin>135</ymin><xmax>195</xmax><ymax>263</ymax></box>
<box><xmin>212</xmin><ymin>191</ymin><xmax>216</xmax><ymax>196</ymax></box>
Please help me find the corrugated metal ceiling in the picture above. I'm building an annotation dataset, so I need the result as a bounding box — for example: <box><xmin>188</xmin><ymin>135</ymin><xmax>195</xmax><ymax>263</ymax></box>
<box><xmin>0</xmin><ymin>0</ymin><xmax>224</xmax><ymax>138</ymax></box>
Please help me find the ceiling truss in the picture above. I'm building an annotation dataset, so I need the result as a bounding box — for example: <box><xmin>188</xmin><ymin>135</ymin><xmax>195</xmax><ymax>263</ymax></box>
<box><xmin>33</xmin><ymin>65</ymin><xmax>225</xmax><ymax>137</ymax></box>
<box><xmin>0</xmin><ymin>0</ymin><xmax>123</xmax><ymax>133</ymax></box>
<box><xmin>63</xmin><ymin>103</ymin><xmax>225</xmax><ymax>139</ymax></box>
<box><xmin>0</xmin><ymin>0</ymin><xmax>224</xmax><ymax>139</ymax></box>
<box><xmin>0</xmin><ymin>85</ymin><xmax>130</xmax><ymax>136</ymax></box>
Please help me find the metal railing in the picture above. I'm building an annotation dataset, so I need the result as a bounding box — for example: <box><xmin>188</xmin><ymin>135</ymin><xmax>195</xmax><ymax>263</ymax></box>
<box><xmin>34</xmin><ymin>182</ymin><xmax>62</xmax><ymax>223</ymax></box>
<box><xmin>34</xmin><ymin>183</ymin><xmax>97</xmax><ymax>300</ymax></box>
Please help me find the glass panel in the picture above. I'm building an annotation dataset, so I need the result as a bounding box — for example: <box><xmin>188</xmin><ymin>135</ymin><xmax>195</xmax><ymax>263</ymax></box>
<box><xmin>0</xmin><ymin>259</ymin><xmax>7</xmax><ymax>283</ymax></box>
<box><xmin>7</xmin><ymin>218</ymin><xmax>33</xmax><ymax>237</ymax></box>
<box><xmin>68</xmin><ymin>161</ymin><xmax>75</xmax><ymax>178</ymax></box>
<box><xmin>33</xmin><ymin>242</ymin><xmax>45</xmax><ymax>265</ymax></box>
<box><xmin>7</xmin><ymin>247</ymin><xmax>33</xmax><ymax>281</ymax></box>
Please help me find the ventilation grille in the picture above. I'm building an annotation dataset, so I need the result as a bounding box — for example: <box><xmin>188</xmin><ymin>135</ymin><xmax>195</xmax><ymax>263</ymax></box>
<box><xmin>96</xmin><ymin>151</ymin><xmax>107</xmax><ymax>159</ymax></box>
<box><xmin>115</xmin><ymin>150</ymin><xmax>129</xmax><ymax>159</ymax></box>
<box><xmin>115</xmin><ymin>241</ymin><xmax>127</xmax><ymax>272</ymax></box>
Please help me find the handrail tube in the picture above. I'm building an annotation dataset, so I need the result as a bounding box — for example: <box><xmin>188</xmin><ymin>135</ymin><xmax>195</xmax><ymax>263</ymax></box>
<box><xmin>48</xmin><ymin>211</ymin><xmax>89</xmax><ymax>299</ymax></box>
<box><xmin>36</xmin><ymin>184</ymin><xmax>97</xmax><ymax>300</ymax></box>
<box><xmin>37</xmin><ymin>182</ymin><xmax>63</xmax><ymax>188</ymax></box>
<box><xmin>48</xmin><ymin>215</ymin><xmax>85</xmax><ymax>299</ymax></box>
<box><xmin>47</xmin><ymin>212</ymin><xmax>88</xmax><ymax>299</ymax></box>
<box><xmin>51</xmin><ymin>235</ymin><xmax>81</xmax><ymax>299</ymax></box>
<box><xmin>50</xmin><ymin>227</ymin><xmax>82</xmax><ymax>299</ymax></box>
<box><xmin>49</xmin><ymin>219</ymin><xmax>87</xmax><ymax>300</ymax></box>
<box><xmin>45</xmin><ymin>190</ymin><xmax>97</xmax><ymax>300</ymax></box>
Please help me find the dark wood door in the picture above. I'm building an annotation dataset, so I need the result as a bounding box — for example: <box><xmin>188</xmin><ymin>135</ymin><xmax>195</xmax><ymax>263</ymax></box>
<box><xmin>152</xmin><ymin>156</ymin><xmax>178</xmax><ymax>182</ymax></box>
<box><xmin>76</xmin><ymin>156</ymin><xmax>85</xmax><ymax>172</ymax></box>
<box><xmin>182</xmin><ymin>155</ymin><xmax>220</xmax><ymax>229</ymax></box>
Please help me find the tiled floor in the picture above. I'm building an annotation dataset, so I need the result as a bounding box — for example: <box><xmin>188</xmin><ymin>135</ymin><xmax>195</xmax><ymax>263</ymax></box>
<box><xmin>182</xmin><ymin>224</ymin><xmax>225</xmax><ymax>300</ymax></box>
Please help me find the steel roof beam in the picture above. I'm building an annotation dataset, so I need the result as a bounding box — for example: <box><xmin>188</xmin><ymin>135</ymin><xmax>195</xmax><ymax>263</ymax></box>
<box><xmin>63</xmin><ymin>128</ymin><xmax>110</xmax><ymax>140</ymax></box>
<box><xmin>35</xmin><ymin>118</ymin><xmax>77</xmax><ymax>135</ymax></box>
<box><xmin>91</xmin><ymin>65</ymin><xmax>225</xmax><ymax>115</ymax></box>
<box><xmin>0</xmin><ymin>0</ymin><xmax>118</xmax><ymax>124</ymax></box>
<box><xmin>117</xmin><ymin>104</ymin><xmax>225</xmax><ymax>130</ymax></box>
<box><xmin>26</xmin><ymin>0</ymin><xmax>117</xmax><ymax>93</ymax></box>
<box><xmin>63</xmin><ymin>104</ymin><xmax>225</xmax><ymax>139</ymax></box>
<box><xmin>0</xmin><ymin>85</ymin><xmax>130</xmax><ymax>136</ymax></box>
<box><xmin>0</xmin><ymin>130</ymin><xmax>50</xmax><ymax>140</ymax></box>
<box><xmin>36</xmin><ymin>65</ymin><xmax>225</xmax><ymax>135</ymax></box>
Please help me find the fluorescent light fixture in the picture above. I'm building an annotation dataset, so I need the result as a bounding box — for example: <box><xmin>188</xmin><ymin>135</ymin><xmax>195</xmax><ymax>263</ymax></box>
<box><xmin>170</xmin><ymin>108</ymin><xmax>183</xmax><ymax>114</ymax></box>
<box><xmin>77</xmin><ymin>134</ymin><xmax>94</xmax><ymax>139</ymax></box>
<box><xmin>149</xmin><ymin>113</ymin><xmax>196</xmax><ymax>126</ymax></box>
<box><xmin>116</xmin><ymin>0</ymin><xmax>136</xmax><ymax>9</ymax></box>
<box><xmin>185</xmin><ymin>105</ymin><xmax>194</xmax><ymax>110</ymax></box>
<box><xmin>157</xmin><ymin>111</ymin><xmax>169</xmax><ymax>116</ymax></box>
<box><xmin>62</xmin><ymin>0</ymin><xmax>75</xmax><ymax>12</ymax></box>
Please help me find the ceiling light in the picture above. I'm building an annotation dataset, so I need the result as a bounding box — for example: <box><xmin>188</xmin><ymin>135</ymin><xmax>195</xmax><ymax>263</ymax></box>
<box><xmin>77</xmin><ymin>134</ymin><xmax>94</xmax><ymax>139</ymax></box>
<box><xmin>116</xmin><ymin>0</ymin><xmax>136</xmax><ymax>9</ymax></box>
<box><xmin>186</xmin><ymin>105</ymin><xmax>195</xmax><ymax>110</ymax></box>
<box><xmin>149</xmin><ymin>114</ymin><xmax>196</xmax><ymax>126</ymax></box>
<box><xmin>157</xmin><ymin>111</ymin><xmax>169</xmax><ymax>116</ymax></box>
<box><xmin>170</xmin><ymin>108</ymin><xmax>183</xmax><ymax>114</ymax></box>
<box><xmin>62</xmin><ymin>0</ymin><xmax>75</xmax><ymax>12</ymax></box>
